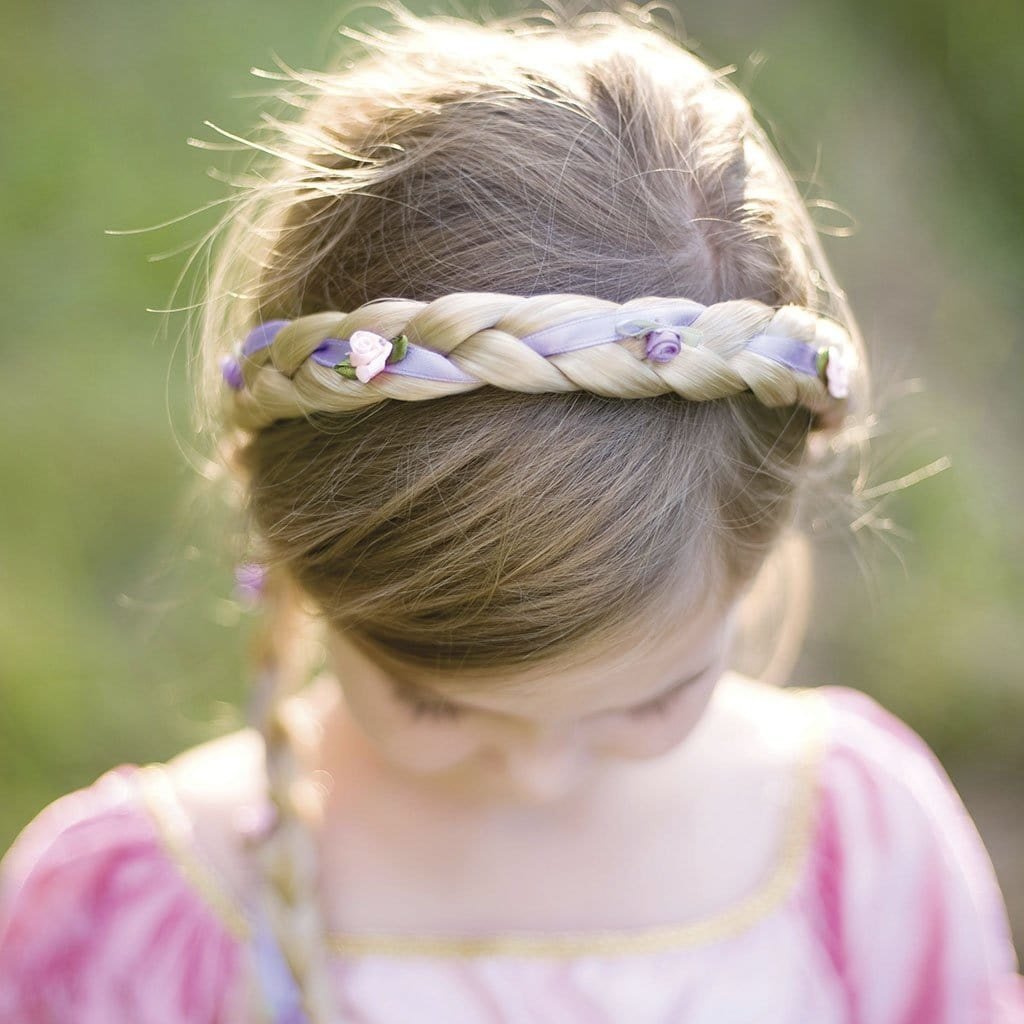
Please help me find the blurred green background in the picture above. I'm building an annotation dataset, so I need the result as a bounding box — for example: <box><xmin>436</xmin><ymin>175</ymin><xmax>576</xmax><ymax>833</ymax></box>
<box><xmin>2</xmin><ymin>0</ymin><xmax>1021</xmax><ymax>955</ymax></box>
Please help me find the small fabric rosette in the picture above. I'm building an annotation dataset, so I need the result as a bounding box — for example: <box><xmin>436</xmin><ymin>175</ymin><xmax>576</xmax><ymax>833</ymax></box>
<box><xmin>233</xmin><ymin>561</ymin><xmax>266</xmax><ymax>606</ymax></box>
<box><xmin>636</xmin><ymin>323</ymin><xmax>702</xmax><ymax>364</ymax></box>
<box><xmin>312</xmin><ymin>329</ymin><xmax>410</xmax><ymax>382</ymax></box>
<box><xmin>815</xmin><ymin>344</ymin><xmax>851</xmax><ymax>399</ymax></box>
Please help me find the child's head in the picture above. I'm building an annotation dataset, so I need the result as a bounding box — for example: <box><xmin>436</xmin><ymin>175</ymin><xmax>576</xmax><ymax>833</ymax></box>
<box><xmin>201</xmin><ymin>6</ymin><xmax>867</xmax><ymax>687</ymax></box>
<box><xmin>191</xmin><ymin>6</ymin><xmax>869</xmax><ymax>1013</ymax></box>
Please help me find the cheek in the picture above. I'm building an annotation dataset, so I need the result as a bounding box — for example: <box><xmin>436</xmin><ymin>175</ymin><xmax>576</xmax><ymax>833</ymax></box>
<box><xmin>594</xmin><ymin>675</ymin><xmax>719</xmax><ymax>759</ymax></box>
<box><xmin>340</xmin><ymin>683</ymin><xmax>481</xmax><ymax>774</ymax></box>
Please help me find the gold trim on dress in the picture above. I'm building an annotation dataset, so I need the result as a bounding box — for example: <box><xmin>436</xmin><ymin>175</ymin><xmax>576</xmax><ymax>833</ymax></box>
<box><xmin>135</xmin><ymin>685</ymin><xmax>831</xmax><ymax>959</ymax></box>
<box><xmin>134</xmin><ymin>761</ymin><xmax>253</xmax><ymax>941</ymax></box>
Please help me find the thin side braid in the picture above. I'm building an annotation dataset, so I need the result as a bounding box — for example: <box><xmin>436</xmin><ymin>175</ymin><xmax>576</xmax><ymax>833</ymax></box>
<box><xmin>244</xmin><ymin>565</ymin><xmax>341</xmax><ymax>1023</ymax></box>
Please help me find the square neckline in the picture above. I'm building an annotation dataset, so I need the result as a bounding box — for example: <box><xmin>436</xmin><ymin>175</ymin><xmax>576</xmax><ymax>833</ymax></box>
<box><xmin>133</xmin><ymin>685</ymin><xmax>831</xmax><ymax>959</ymax></box>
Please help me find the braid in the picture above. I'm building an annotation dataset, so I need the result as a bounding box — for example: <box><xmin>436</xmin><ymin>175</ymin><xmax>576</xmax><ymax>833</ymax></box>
<box><xmin>221</xmin><ymin>294</ymin><xmax>853</xmax><ymax>433</ymax></box>
<box><xmin>242</xmin><ymin>562</ymin><xmax>341</xmax><ymax>1023</ymax></box>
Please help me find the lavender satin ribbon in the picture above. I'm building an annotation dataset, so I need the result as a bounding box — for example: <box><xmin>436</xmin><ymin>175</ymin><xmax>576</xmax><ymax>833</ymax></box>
<box><xmin>242</xmin><ymin>319</ymin><xmax>292</xmax><ymax>357</ymax></box>
<box><xmin>742</xmin><ymin>334</ymin><xmax>821</xmax><ymax>377</ymax></box>
<box><xmin>230</xmin><ymin>304</ymin><xmax>827</xmax><ymax>387</ymax></box>
<box><xmin>247</xmin><ymin>897</ymin><xmax>312</xmax><ymax>1024</ymax></box>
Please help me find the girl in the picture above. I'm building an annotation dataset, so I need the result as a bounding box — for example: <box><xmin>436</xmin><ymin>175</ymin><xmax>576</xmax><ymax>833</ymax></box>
<box><xmin>1</xmin><ymin>6</ymin><xmax>1021</xmax><ymax>1022</ymax></box>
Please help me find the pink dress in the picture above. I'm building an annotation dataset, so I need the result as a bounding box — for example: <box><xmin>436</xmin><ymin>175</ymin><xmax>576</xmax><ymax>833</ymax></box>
<box><xmin>1</xmin><ymin>684</ymin><xmax>1022</xmax><ymax>1024</ymax></box>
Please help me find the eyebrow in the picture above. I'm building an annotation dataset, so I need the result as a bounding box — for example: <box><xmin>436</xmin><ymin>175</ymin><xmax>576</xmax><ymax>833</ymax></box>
<box><xmin>388</xmin><ymin>664</ymin><xmax>709</xmax><ymax>719</ymax></box>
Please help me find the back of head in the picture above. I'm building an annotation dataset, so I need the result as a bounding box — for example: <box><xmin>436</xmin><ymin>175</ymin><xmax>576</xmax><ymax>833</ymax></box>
<box><xmin>190</xmin><ymin>6</ymin><xmax>871</xmax><ymax>1018</ymax></box>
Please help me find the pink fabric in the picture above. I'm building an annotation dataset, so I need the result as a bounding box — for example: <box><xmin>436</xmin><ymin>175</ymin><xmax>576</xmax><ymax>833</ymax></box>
<box><xmin>0</xmin><ymin>765</ymin><xmax>247</xmax><ymax>1023</ymax></box>
<box><xmin>801</xmin><ymin>688</ymin><xmax>1024</xmax><ymax>1024</ymax></box>
<box><xmin>1</xmin><ymin>685</ymin><xmax>1022</xmax><ymax>1023</ymax></box>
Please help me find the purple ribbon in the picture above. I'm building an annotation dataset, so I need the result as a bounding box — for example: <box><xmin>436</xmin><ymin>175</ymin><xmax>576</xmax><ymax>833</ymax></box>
<box><xmin>743</xmin><ymin>334</ymin><xmax>821</xmax><ymax>377</ymax></box>
<box><xmin>243</xmin><ymin>319</ymin><xmax>291</xmax><ymax>356</ymax></box>
<box><xmin>221</xmin><ymin>320</ymin><xmax>291</xmax><ymax>390</ymax></box>
<box><xmin>247</xmin><ymin>898</ymin><xmax>312</xmax><ymax>1024</ymax></box>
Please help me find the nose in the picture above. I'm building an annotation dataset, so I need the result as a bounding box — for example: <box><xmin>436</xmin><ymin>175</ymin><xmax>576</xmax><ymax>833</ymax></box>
<box><xmin>492</xmin><ymin>725</ymin><xmax>590</xmax><ymax>803</ymax></box>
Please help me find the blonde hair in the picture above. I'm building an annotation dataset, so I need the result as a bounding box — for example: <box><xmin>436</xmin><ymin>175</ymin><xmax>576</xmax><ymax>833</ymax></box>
<box><xmin>189</xmin><ymin>5</ymin><xmax>878</xmax><ymax>1018</ymax></box>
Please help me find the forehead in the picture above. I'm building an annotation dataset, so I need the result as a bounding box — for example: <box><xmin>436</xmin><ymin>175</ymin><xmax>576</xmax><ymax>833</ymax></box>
<box><xmin>374</xmin><ymin>595</ymin><xmax>736</xmax><ymax>721</ymax></box>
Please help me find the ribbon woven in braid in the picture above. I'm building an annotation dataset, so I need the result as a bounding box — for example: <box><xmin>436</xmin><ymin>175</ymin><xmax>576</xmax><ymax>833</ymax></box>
<box><xmin>219</xmin><ymin>292</ymin><xmax>856</xmax><ymax>432</ymax></box>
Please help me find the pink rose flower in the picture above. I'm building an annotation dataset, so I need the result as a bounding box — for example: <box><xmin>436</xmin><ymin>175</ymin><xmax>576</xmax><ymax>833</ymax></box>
<box><xmin>825</xmin><ymin>344</ymin><xmax>850</xmax><ymax>399</ymax></box>
<box><xmin>348</xmin><ymin>330</ymin><xmax>394</xmax><ymax>382</ymax></box>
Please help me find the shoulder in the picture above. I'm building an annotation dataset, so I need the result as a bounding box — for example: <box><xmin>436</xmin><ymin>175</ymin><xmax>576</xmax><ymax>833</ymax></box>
<box><xmin>801</xmin><ymin>684</ymin><xmax>1024</xmax><ymax>1016</ymax></box>
<box><xmin>160</xmin><ymin>725</ymin><xmax>269</xmax><ymax>903</ymax></box>
<box><xmin>154</xmin><ymin>690</ymin><xmax>326</xmax><ymax>914</ymax></box>
<box><xmin>810</xmin><ymin>682</ymin><xmax>1006</xmax><ymax>866</ymax></box>
<box><xmin>805</xmin><ymin>682</ymin><xmax>1009</xmax><ymax>903</ymax></box>
<box><xmin>0</xmin><ymin>746</ymin><xmax>257</xmax><ymax>1023</ymax></box>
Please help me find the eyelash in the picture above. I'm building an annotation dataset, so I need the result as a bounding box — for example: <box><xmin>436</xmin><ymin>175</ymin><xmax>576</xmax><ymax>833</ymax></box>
<box><xmin>403</xmin><ymin>680</ymin><xmax>688</xmax><ymax>721</ymax></box>
<box><xmin>406</xmin><ymin>695</ymin><xmax>465</xmax><ymax>720</ymax></box>
<box><xmin>628</xmin><ymin>685</ymin><xmax>684</xmax><ymax>718</ymax></box>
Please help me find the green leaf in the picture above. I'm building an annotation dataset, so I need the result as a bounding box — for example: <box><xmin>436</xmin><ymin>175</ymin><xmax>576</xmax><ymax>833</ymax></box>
<box><xmin>334</xmin><ymin>360</ymin><xmax>359</xmax><ymax>380</ymax></box>
<box><xmin>815</xmin><ymin>347</ymin><xmax>829</xmax><ymax>377</ymax></box>
<box><xmin>389</xmin><ymin>333</ymin><xmax>409</xmax><ymax>362</ymax></box>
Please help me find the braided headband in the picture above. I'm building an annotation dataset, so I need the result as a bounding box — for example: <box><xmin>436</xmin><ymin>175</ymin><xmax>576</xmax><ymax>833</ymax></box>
<box><xmin>219</xmin><ymin>293</ymin><xmax>856</xmax><ymax>432</ymax></box>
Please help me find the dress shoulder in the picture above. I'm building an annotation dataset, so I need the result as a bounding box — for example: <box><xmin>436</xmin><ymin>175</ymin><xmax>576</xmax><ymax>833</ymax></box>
<box><xmin>807</xmin><ymin>685</ymin><xmax>1024</xmax><ymax>1023</ymax></box>
<box><xmin>0</xmin><ymin>763</ymin><xmax>249</xmax><ymax>1024</ymax></box>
